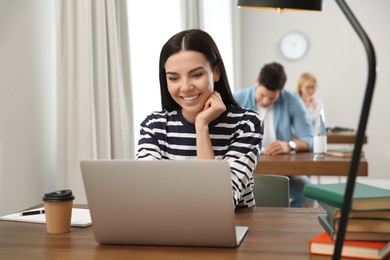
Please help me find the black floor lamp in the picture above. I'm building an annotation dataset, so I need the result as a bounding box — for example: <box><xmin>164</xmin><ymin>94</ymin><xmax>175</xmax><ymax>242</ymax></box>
<box><xmin>237</xmin><ymin>0</ymin><xmax>376</xmax><ymax>259</ymax></box>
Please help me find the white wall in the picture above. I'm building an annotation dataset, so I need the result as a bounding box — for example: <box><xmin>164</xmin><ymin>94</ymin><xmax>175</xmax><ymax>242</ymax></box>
<box><xmin>0</xmin><ymin>0</ymin><xmax>56</xmax><ymax>215</ymax></box>
<box><xmin>237</xmin><ymin>0</ymin><xmax>390</xmax><ymax>179</ymax></box>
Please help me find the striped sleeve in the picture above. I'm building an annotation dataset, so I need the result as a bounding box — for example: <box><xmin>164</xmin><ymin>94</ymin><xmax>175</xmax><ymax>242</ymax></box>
<box><xmin>217</xmin><ymin>109</ymin><xmax>263</xmax><ymax>207</ymax></box>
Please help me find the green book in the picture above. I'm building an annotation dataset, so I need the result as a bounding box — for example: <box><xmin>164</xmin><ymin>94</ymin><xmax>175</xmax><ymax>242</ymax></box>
<box><xmin>304</xmin><ymin>182</ymin><xmax>390</xmax><ymax>211</ymax></box>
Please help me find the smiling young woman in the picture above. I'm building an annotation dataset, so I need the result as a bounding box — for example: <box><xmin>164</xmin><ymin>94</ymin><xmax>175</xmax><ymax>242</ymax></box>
<box><xmin>136</xmin><ymin>29</ymin><xmax>263</xmax><ymax>208</ymax></box>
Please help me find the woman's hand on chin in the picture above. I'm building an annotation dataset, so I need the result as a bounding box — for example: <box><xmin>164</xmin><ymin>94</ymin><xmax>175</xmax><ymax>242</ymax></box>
<box><xmin>195</xmin><ymin>91</ymin><xmax>226</xmax><ymax>127</ymax></box>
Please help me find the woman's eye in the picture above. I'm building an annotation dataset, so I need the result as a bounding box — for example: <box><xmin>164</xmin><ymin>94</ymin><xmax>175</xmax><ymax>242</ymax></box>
<box><xmin>193</xmin><ymin>72</ymin><xmax>203</xmax><ymax>78</ymax></box>
<box><xmin>168</xmin><ymin>76</ymin><xmax>179</xmax><ymax>82</ymax></box>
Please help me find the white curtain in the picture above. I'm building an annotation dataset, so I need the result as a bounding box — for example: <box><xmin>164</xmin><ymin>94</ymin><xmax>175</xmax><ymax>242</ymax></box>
<box><xmin>181</xmin><ymin>0</ymin><xmax>201</xmax><ymax>29</ymax></box>
<box><xmin>56</xmin><ymin>0</ymin><xmax>134</xmax><ymax>203</ymax></box>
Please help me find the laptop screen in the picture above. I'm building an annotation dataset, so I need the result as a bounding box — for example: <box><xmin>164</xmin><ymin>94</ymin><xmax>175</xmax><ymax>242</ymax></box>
<box><xmin>80</xmin><ymin>160</ymin><xmax>248</xmax><ymax>247</ymax></box>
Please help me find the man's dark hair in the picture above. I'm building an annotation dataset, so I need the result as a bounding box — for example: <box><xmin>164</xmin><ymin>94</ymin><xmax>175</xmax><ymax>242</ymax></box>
<box><xmin>258</xmin><ymin>62</ymin><xmax>287</xmax><ymax>91</ymax></box>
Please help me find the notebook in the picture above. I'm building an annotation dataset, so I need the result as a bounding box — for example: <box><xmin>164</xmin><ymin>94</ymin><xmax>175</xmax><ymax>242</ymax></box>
<box><xmin>80</xmin><ymin>160</ymin><xmax>248</xmax><ymax>247</ymax></box>
<box><xmin>0</xmin><ymin>207</ymin><xmax>92</xmax><ymax>227</ymax></box>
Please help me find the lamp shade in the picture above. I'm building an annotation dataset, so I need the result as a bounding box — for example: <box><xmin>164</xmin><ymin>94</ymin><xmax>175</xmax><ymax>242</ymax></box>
<box><xmin>237</xmin><ymin>0</ymin><xmax>323</xmax><ymax>12</ymax></box>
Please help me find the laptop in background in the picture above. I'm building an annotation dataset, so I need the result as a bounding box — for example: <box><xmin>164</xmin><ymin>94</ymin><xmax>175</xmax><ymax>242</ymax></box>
<box><xmin>80</xmin><ymin>160</ymin><xmax>248</xmax><ymax>247</ymax></box>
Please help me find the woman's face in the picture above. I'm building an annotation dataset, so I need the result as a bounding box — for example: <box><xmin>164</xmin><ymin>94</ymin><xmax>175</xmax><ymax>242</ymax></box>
<box><xmin>164</xmin><ymin>50</ymin><xmax>220</xmax><ymax>123</ymax></box>
<box><xmin>301</xmin><ymin>79</ymin><xmax>316</xmax><ymax>99</ymax></box>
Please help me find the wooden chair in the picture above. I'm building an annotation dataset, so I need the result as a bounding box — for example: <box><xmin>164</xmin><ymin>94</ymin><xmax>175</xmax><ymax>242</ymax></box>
<box><xmin>253</xmin><ymin>174</ymin><xmax>290</xmax><ymax>207</ymax></box>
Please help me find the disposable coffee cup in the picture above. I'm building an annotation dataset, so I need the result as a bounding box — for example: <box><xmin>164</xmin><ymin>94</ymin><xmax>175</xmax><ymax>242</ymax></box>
<box><xmin>42</xmin><ymin>189</ymin><xmax>75</xmax><ymax>234</ymax></box>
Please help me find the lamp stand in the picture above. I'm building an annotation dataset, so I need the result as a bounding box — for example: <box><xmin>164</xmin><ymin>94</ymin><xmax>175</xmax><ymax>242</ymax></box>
<box><xmin>333</xmin><ymin>0</ymin><xmax>376</xmax><ymax>259</ymax></box>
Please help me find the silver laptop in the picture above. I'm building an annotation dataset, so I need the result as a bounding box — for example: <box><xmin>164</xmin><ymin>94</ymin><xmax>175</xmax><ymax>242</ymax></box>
<box><xmin>80</xmin><ymin>160</ymin><xmax>248</xmax><ymax>247</ymax></box>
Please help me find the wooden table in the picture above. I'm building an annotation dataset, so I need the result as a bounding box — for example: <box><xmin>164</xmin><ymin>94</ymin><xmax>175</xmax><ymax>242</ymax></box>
<box><xmin>0</xmin><ymin>206</ymin><xmax>338</xmax><ymax>259</ymax></box>
<box><xmin>254</xmin><ymin>152</ymin><xmax>368</xmax><ymax>176</ymax></box>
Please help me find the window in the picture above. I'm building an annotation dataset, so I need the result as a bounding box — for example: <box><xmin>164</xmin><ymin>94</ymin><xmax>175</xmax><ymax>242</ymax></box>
<box><xmin>127</xmin><ymin>0</ymin><xmax>234</xmax><ymax>154</ymax></box>
<box><xmin>128</xmin><ymin>0</ymin><xmax>182</xmax><ymax>155</ymax></box>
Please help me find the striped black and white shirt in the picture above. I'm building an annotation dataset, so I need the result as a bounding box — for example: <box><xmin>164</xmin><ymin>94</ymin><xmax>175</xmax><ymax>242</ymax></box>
<box><xmin>136</xmin><ymin>105</ymin><xmax>263</xmax><ymax>208</ymax></box>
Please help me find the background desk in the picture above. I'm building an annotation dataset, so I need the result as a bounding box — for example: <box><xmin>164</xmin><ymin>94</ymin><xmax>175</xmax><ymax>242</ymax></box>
<box><xmin>254</xmin><ymin>152</ymin><xmax>368</xmax><ymax>176</ymax></box>
<box><xmin>0</xmin><ymin>207</ymin><xmax>329</xmax><ymax>259</ymax></box>
<box><xmin>327</xmin><ymin>131</ymin><xmax>368</xmax><ymax>144</ymax></box>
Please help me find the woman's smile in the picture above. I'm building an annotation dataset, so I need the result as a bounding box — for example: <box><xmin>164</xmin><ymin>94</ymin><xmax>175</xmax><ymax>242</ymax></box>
<box><xmin>182</xmin><ymin>94</ymin><xmax>201</xmax><ymax>101</ymax></box>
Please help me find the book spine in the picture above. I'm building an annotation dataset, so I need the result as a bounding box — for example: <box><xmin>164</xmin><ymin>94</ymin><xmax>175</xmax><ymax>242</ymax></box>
<box><xmin>317</xmin><ymin>201</ymin><xmax>337</xmax><ymax>217</ymax></box>
<box><xmin>317</xmin><ymin>214</ymin><xmax>336</xmax><ymax>240</ymax></box>
<box><xmin>303</xmin><ymin>186</ymin><xmax>344</xmax><ymax>208</ymax></box>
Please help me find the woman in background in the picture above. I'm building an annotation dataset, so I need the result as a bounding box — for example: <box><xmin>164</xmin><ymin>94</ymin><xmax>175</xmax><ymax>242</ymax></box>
<box><xmin>136</xmin><ymin>29</ymin><xmax>263</xmax><ymax>208</ymax></box>
<box><xmin>296</xmin><ymin>72</ymin><xmax>324</xmax><ymax>127</ymax></box>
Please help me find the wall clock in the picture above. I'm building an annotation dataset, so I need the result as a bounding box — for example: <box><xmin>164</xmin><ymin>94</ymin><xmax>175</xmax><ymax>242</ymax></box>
<box><xmin>280</xmin><ymin>32</ymin><xmax>309</xmax><ymax>61</ymax></box>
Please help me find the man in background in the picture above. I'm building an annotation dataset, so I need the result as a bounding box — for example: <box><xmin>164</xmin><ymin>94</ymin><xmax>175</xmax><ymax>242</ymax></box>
<box><xmin>234</xmin><ymin>62</ymin><xmax>314</xmax><ymax>207</ymax></box>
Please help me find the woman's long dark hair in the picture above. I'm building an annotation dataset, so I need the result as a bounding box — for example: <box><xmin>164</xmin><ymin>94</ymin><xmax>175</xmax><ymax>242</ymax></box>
<box><xmin>159</xmin><ymin>29</ymin><xmax>238</xmax><ymax>110</ymax></box>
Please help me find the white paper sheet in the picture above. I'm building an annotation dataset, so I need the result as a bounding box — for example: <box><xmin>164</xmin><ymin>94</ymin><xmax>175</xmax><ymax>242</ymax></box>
<box><xmin>0</xmin><ymin>207</ymin><xmax>92</xmax><ymax>227</ymax></box>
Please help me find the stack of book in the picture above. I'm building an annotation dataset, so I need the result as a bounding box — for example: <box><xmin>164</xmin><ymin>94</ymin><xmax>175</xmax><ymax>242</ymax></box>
<box><xmin>326</xmin><ymin>148</ymin><xmax>365</xmax><ymax>158</ymax></box>
<box><xmin>303</xmin><ymin>182</ymin><xmax>390</xmax><ymax>259</ymax></box>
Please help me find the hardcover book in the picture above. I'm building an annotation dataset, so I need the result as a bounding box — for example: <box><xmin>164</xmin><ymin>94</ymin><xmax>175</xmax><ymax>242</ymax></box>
<box><xmin>318</xmin><ymin>214</ymin><xmax>390</xmax><ymax>241</ymax></box>
<box><xmin>318</xmin><ymin>201</ymin><xmax>390</xmax><ymax>220</ymax></box>
<box><xmin>303</xmin><ymin>182</ymin><xmax>390</xmax><ymax>211</ymax></box>
<box><xmin>333</xmin><ymin>218</ymin><xmax>390</xmax><ymax>233</ymax></box>
<box><xmin>326</xmin><ymin>148</ymin><xmax>364</xmax><ymax>158</ymax></box>
<box><xmin>309</xmin><ymin>232</ymin><xmax>390</xmax><ymax>259</ymax></box>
